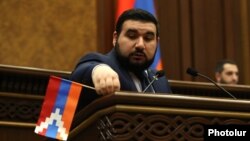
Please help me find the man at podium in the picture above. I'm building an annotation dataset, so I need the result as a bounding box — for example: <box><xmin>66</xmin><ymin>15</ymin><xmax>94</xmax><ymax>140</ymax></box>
<box><xmin>70</xmin><ymin>9</ymin><xmax>172</xmax><ymax>110</ymax></box>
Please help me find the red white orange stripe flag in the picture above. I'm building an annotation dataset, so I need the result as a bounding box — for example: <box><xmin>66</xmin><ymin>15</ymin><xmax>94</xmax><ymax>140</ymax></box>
<box><xmin>34</xmin><ymin>76</ymin><xmax>86</xmax><ymax>140</ymax></box>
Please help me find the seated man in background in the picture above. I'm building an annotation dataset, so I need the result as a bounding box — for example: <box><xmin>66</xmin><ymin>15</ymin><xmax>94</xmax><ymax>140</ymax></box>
<box><xmin>215</xmin><ymin>59</ymin><xmax>239</xmax><ymax>84</ymax></box>
<box><xmin>70</xmin><ymin>9</ymin><xmax>172</xmax><ymax>110</ymax></box>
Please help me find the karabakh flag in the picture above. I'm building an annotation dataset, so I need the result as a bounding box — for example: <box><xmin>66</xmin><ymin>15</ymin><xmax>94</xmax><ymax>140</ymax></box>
<box><xmin>116</xmin><ymin>0</ymin><xmax>163</xmax><ymax>70</ymax></box>
<box><xmin>34</xmin><ymin>76</ymin><xmax>82</xmax><ymax>140</ymax></box>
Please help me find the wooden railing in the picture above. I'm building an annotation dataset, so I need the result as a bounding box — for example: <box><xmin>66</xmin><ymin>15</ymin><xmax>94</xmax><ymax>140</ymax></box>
<box><xmin>170</xmin><ymin>80</ymin><xmax>250</xmax><ymax>99</ymax></box>
<box><xmin>0</xmin><ymin>64</ymin><xmax>250</xmax><ymax>140</ymax></box>
<box><xmin>0</xmin><ymin>64</ymin><xmax>70</xmax><ymax>95</ymax></box>
<box><xmin>1</xmin><ymin>64</ymin><xmax>250</xmax><ymax>98</ymax></box>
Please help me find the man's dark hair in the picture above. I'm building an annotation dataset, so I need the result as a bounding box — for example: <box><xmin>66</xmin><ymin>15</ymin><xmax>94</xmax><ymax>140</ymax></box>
<box><xmin>215</xmin><ymin>59</ymin><xmax>237</xmax><ymax>73</ymax></box>
<box><xmin>115</xmin><ymin>8</ymin><xmax>159</xmax><ymax>37</ymax></box>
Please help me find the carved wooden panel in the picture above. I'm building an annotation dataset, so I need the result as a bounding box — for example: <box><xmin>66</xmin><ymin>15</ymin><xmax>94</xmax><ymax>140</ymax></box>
<box><xmin>98</xmin><ymin>112</ymin><xmax>250</xmax><ymax>141</ymax></box>
<box><xmin>0</xmin><ymin>64</ymin><xmax>70</xmax><ymax>95</ymax></box>
<box><xmin>0</xmin><ymin>95</ymin><xmax>42</xmax><ymax>122</ymax></box>
<box><xmin>0</xmin><ymin>72</ymin><xmax>48</xmax><ymax>95</ymax></box>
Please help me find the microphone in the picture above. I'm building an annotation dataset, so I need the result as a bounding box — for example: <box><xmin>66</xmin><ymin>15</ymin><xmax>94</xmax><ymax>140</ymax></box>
<box><xmin>142</xmin><ymin>70</ymin><xmax>165</xmax><ymax>93</ymax></box>
<box><xmin>186</xmin><ymin>67</ymin><xmax>237</xmax><ymax>99</ymax></box>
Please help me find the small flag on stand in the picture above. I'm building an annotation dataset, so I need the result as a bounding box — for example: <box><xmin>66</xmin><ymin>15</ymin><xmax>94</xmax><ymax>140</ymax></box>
<box><xmin>34</xmin><ymin>76</ymin><xmax>83</xmax><ymax>140</ymax></box>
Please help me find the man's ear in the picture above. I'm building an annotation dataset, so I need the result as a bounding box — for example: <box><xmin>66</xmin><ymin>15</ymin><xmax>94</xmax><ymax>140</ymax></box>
<box><xmin>215</xmin><ymin>72</ymin><xmax>221</xmax><ymax>82</ymax></box>
<box><xmin>113</xmin><ymin>31</ymin><xmax>118</xmax><ymax>47</ymax></box>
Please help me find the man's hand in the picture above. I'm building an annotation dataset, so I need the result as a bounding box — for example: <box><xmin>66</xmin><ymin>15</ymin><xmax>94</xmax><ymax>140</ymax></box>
<box><xmin>92</xmin><ymin>64</ymin><xmax>120</xmax><ymax>95</ymax></box>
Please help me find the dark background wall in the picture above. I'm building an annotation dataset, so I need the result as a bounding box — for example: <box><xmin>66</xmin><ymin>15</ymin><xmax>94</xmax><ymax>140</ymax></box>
<box><xmin>97</xmin><ymin>0</ymin><xmax>250</xmax><ymax>85</ymax></box>
<box><xmin>0</xmin><ymin>0</ymin><xmax>249</xmax><ymax>85</ymax></box>
<box><xmin>158</xmin><ymin>0</ymin><xmax>250</xmax><ymax>85</ymax></box>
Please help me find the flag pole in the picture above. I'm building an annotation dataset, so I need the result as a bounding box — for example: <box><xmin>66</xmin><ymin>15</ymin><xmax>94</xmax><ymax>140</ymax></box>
<box><xmin>79</xmin><ymin>83</ymin><xmax>95</xmax><ymax>90</ymax></box>
<box><xmin>52</xmin><ymin>75</ymin><xmax>96</xmax><ymax>90</ymax></box>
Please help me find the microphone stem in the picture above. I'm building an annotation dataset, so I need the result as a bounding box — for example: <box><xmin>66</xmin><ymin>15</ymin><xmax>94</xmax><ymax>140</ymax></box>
<box><xmin>142</xmin><ymin>77</ymin><xmax>157</xmax><ymax>93</ymax></box>
<box><xmin>198</xmin><ymin>73</ymin><xmax>237</xmax><ymax>99</ymax></box>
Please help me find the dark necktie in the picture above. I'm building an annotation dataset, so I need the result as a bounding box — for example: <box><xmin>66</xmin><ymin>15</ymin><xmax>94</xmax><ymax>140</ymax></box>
<box><xmin>140</xmin><ymin>72</ymin><xmax>151</xmax><ymax>92</ymax></box>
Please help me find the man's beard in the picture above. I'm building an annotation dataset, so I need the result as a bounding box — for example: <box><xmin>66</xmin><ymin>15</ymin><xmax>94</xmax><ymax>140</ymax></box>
<box><xmin>114</xmin><ymin>42</ymin><xmax>154</xmax><ymax>73</ymax></box>
<box><xmin>220</xmin><ymin>78</ymin><xmax>236</xmax><ymax>84</ymax></box>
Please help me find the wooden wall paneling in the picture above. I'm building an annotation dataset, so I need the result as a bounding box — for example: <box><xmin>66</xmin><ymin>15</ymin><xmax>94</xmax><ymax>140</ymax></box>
<box><xmin>222</xmin><ymin>0</ymin><xmax>237</xmax><ymax>59</ymax></box>
<box><xmin>223</xmin><ymin>0</ymin><xmax>248</xmax><ymax>85</ymax></box>
<box><xmin>239</xmin><ymin>0</ymin><xmax>250</xmax><ymax>84</ymax></box>
<box><xmin>205</xmin><ymin>0</ymin><xmax>226</xmax><ymax>80</ymax></box>
<box><xmin>190</xmin><ymin>0</ymin><xmax>206</xmax><ymax>81</ymax></box>
<box><xmin>232</xmin><ymin>0</ymin><xmax>244</xmax><ymax>84</ymax></box>
<box><xmin>158</xmin><ymin>0</ymin><xmax>182</xmax><ymax>80</ymax></box>
<box><xmin>246</xmin><ymin>0</ymin><xmax>250</xmax><ymax>85</ymax></box>
<box><xmin>192</xmin><ymin>0</ymin><xmax>225</xmax><ymax>82</ymax></box>
<box><xmin>179</xmin><ymin>0</ymin><xmax>192</xmax><ymax>80</ymax></box>
<box><xmin>97</xmin><ymin>0</ymin><xmax>115</xmax><ymax>54</ymax></box>
<box><xmin>223</xmin><ymin>0</ymin><xmax>250</xmax><ymax>85</ymax></box>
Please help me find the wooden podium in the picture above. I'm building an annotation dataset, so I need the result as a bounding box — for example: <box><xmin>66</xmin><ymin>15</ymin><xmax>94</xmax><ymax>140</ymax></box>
<box><xmin>1</xmin><ymin>64</ymin><xmax>250</xmax><ymax>141</ymax></box>
<box><xmin>68</xmin><ymin>92</ymin><xmax>250</xmax><ymax>141</ymax></box>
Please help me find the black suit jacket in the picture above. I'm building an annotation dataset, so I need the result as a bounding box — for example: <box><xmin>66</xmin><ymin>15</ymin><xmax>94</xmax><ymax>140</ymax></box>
<box><xmin>70</xmin><ymin>49</ymin><xmax>172</xmax><ymax>110</ymax></box>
